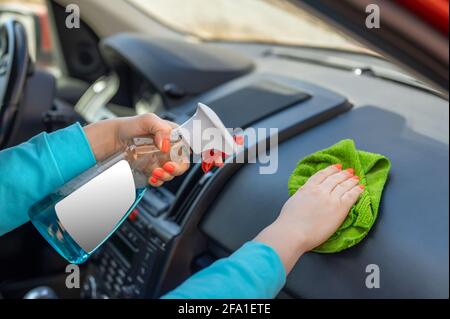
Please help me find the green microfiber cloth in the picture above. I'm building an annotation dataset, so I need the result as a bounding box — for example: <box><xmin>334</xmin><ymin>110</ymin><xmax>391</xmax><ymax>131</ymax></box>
<box><xmin>288</xmin><ymin>139</ymin><xmax>391</xmax><ymax>253</ymax></box>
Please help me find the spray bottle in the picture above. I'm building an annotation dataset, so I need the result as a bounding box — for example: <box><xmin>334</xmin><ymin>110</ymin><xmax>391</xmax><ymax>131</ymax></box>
<box><xmin>28</xmin><ymin>103</ymin><xmax>236</xmax><ymax>264</ymax></box>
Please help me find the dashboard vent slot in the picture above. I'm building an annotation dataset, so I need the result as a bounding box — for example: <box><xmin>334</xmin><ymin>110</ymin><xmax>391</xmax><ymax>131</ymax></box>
<box><xmin>167</xmin><ymin>166</ymin><xmax>213</xmax><ymax>226</ymax></box>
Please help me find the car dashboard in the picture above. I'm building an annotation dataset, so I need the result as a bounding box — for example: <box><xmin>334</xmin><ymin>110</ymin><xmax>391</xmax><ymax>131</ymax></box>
<box><xmin>77</xmin><ymin>36</ymin><xmax>448</xmax><ymax>299</ymax></box>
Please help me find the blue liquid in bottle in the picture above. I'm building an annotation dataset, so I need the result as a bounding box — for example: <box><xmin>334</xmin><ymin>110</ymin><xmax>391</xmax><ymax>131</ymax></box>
<box><xmin>28</xmin><ymin>140</ymin><xmax>163</xmax><ymax>264</ymax></box>
<box><xmin>29</xmin><ymin>188</ymin><xmax>145</xmax><ymax>264</ymax></box>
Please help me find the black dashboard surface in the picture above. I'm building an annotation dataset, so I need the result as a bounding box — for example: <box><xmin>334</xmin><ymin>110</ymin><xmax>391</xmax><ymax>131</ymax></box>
<box><xmin>90</xmin><ymin>37</ymin><xmax>448</xmax><ymax>299</ymax></box>
<box><xmin>200</xmin><ymin>46</ymin><xmax>449</xmax><ymax>298</ymax></box>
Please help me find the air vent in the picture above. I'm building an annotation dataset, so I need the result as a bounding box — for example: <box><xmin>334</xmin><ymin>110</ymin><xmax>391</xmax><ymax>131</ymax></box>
<box><xmin>167</xmin><ymin>166</ymin><xmax>214</xmax><ymax>226</ymax></box>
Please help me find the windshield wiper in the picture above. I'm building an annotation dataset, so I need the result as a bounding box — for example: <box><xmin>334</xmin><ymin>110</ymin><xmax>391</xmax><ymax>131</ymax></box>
<box><xmin>266</xmin><ymin>49</ymin><xmax>446</xmax><ymax>99</ymax></box>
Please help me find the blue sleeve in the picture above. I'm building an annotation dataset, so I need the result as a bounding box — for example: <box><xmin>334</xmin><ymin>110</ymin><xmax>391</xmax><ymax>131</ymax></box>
<box><xmin>0</xmin><ymin>123</ymin><xmax>96</xmax><ymax>236</ymax></box>
<box><xmin>162</xmin><ymin>241</ymin><xmax>286</xmax><ymax>299</ymax></box>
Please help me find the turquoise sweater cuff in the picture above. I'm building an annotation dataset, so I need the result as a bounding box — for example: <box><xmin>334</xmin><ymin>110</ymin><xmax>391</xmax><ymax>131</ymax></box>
<box><xmin>46</xmin><ymin>122</ymin><xmax>97</xmax><ymax>183</ymax></box>
<box><xmin>162</xmin><ymin>241</ymin><xmax>286</xmax><ymax>299</ymax></box>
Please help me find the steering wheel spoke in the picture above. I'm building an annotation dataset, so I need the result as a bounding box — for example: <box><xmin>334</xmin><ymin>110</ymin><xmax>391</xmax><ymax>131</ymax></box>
<box><xmin>0</xmin><ymin>19</ymin><xmax>30</xmax><ymax>148</ymax></box>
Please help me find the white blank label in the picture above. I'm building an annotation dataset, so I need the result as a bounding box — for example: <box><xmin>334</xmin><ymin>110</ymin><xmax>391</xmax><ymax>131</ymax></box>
<box><xmin>55</xmin><ymin>160</ymin><xmax>136</xmax><ymax>253</ymax></box>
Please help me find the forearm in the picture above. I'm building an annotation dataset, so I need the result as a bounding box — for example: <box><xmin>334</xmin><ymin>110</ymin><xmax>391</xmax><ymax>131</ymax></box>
<box><xmin>162</xmin><ymin>241</ymin><xmax>286</xmax><ymax>299</ymax></box>
<box><xmin>0</xmin><ymin>123</ymin><xmax>96</xmax><ymax>235</ymax></box>
<box><xmin>254</xmin><ymin>220</ymin><xmax>307</xmax><ymax>274</ymax></box>
<box><xmin>83</xmin><ymin>119</ymin><xmax>120</xmax><ymax>161</ymax></box>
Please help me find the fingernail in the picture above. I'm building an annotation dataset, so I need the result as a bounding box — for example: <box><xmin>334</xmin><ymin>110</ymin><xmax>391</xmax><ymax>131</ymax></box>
<box><xmin>359</xmin><ymin>184</ymin><xmax>365</xmax><ymax>190</ymax></box>
<box><xmin>161</xmin><ymin>138</ymin><xmax>170</xmax><ymax>153</ymax></box>
<box><xmin>152</xmin><ymin>168</ymin><xmax>164</xmax><ymax>178</ymax></box>
<box><xmin>163</xmin><ymin>162</ymin><xmax>175</xmax><ymax>173</ymax></box>
<box><xmin>233</xmin><ymin>135</ymin><xmax>244</xmax><ymax>146</ymax></box>
<box><xmin>346</xmin><ymin>168</ymin><xmax>354</xmax><ymax>175</ymax></box>
<box><xmin>352</xmin><ymin>175</ymin><xmax>360</xmax><ymax>181</ymax></box>
<box><xmin>150</xmin><ymin>177</ymin><xmax>158</xmax><ymax>184</ymax></box>
<box><xmin>334</xmin><ymin>164</ymin><xmax>342</xmax><ymax>170</ymax></box>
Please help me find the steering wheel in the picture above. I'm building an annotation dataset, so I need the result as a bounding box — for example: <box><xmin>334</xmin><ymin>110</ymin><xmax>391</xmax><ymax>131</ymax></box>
<box><xmin>0</xmin><ymin>19</ymin><xmax>30</xmax><ymax>148</ymax></box>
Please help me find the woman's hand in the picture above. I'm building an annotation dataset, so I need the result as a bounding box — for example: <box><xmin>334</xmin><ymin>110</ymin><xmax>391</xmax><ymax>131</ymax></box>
<box><xmin>83</xmin><ymin>114</ymin><xmax>189</xmax><ymax>187</ymax></box>
<box><xmin>254</xmin><ymin>164</ymin><xmax>364</xmax><ymax>273</ymax></box>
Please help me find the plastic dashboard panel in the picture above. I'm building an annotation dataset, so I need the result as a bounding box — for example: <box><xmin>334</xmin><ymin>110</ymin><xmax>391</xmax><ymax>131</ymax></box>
<box><xmin>206</xmin><ymin>79</ymin><xmax>311</xmax><ymax>128</ymax></box>
<box><xmin>199</xmin><ymin>61</ymin><xmax>449</xmax><ymax>298</ymax></box>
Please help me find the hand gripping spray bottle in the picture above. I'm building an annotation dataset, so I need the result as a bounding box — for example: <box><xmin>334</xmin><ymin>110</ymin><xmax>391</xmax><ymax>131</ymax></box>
<box><xmin>28</xmin><ymin>103</ymin><xmax>236</xmax><ymax>264</ymax></box>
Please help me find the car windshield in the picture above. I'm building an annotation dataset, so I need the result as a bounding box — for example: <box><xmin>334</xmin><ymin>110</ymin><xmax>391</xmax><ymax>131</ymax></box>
<box><xmin>128</xmin><ymin>0</ymin><xmax>371</xmax><ymax>53</ymax></box>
